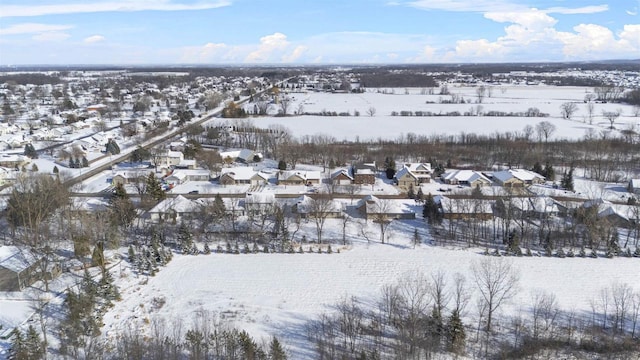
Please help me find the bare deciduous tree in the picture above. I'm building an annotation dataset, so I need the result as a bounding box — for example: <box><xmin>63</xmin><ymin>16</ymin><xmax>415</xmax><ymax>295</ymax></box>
<box><xmin>476</xmin><ymin>85</ymin><xmax>486</xmax><ymax>103</ymax></box>
<box><xmin>279</xmin><ymin>95</ymin><xmax>291</xmax><ymax>115</ymax></box>
<box><xmin>560</xmin><ymin>102</ymin><xmax>578</xmax><ymax>119</ymax></box>
<box><xmin>602</xmin><ymin>109</ymin><xmax>621</xmax><ymax>129</ymax></box>
<box><xmin>472</xmin><ymin>257</ymin><xmax>519</xmax><ymax>333</ymax></box>
<box><xmin>535</xmin><ymin>120</ymin><xmax>556</xmax><ymax>142</ymax></box>
<box><xmin>367</xmin><ymin>107</ymin><xmax>376</xmax><ymax>117</ymax></box>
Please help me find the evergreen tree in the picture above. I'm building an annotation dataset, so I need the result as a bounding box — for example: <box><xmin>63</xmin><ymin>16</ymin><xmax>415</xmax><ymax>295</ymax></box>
<box><xmin>277</xmin><ymin>159</ymin><xmax>287</xmax><ymax>170</ymax></box>
<box><xmin>561</xmin><ymin>167</ymin><xmax>574</xmax><ymax>191</ymax></box>
<box><xmin>268</xmin><ymin>337</ymin><xmax>287</xmax><ymax>360</ymax></box>
<box><xmin>53</xmin><ymin>165</ymin><xmax>59</xmax><ymax>174</ymax></box>
<box><xmin>415</xmin><ymin>187</ymin><xmax>424</xmax><ymax>203</ymax></box>
<box><xmin>25</xmin><ymin>325</ymin><xmax>45</xmax><ymax>360</ymax></box>
<box><xmin>423</xmin><ymin>193</ymin><xmax>442</xmax><ymax>224</ymax></box>
<box><xmin>31</xmin><ymin>163</ymin><xmax>38</xmax><ymax>172</ymax></box>
<box><xmin>213</xmin><ymin>193</ymin><xmax>226</xmax><ymax>218</ymax></box>
<box><xmin>105</xmin><ymin>139</ymin><xmax>121</xmax><ymax>155</ymax></box>
<box><xmin>145</xmin><ymin>172</ymin><xmax>165</xmax><ymax>202</ymax></box>
<box><xmin>177</xmin><ymin>222</ymin><xmax>194</xmax><ymax>254</ymax></box>
<box><xmin>384</xmin><ymin>157</ymin><xmax>396</xmax><ymax>179</ymax></box>
<box><xmin>81</xmin><ymin>156</ymin><xmax>89</xmax><ymax>168</ymax></box>
<box><xmin>24</xmin><ymin>143</ymin><xmax>38</xmax><ymax>159</ymax></box>
<box><xmin>531</xmin><ymin>161</ymin><xmax>543</xmax><ymax>176</ymax></box>
<box><xmin>10</xmin><ymin>328</ymin><xmax>27</xmax><ymax>360</ymax></box>
<box><xmin>543</xmin><ymin>161</ymin><xmax>555</xmax><ymax>181</ymax></box>
<box><xmin>446</xmin><ymin>310</ymin><xmax>466</xmax><ymax>355</ymax></box>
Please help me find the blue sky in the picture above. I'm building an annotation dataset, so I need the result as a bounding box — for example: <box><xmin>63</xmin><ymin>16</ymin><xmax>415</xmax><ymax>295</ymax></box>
<box><xmin>0</xmin><ymin>0</ymin><xmax>638</xmax><ymax>65</ymax></box>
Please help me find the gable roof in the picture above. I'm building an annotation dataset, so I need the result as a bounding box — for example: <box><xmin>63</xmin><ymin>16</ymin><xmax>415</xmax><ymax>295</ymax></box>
<box><xmin>0</xmin><ymin>246</ymin><xmax>40</xmax><ymax>273</ymax></box>
<box><xmin>493</xmin><ymin>169</ymin><xmax>545</xmax><ymax>183</ymax></box>
<box><xmin>220</xmin><ymin>167</ymin><xmax>258</xmax><ymax>181</ymax></box>
<box><xmin>441</xmin><ymin>169</ymin><xmax>491</xmax><ymax>183</ymax></box>
<box><xmin>148</xmin><ymin>195</ymin><xmax>198</xmax><ymax>214</ymax></box>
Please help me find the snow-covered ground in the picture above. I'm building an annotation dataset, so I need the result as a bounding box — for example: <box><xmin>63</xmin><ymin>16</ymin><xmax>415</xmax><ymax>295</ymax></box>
<box><xmin>101</xmin><ymin>234</ymin><xmax>640</xmax><ymax>359</ymax></box>
<box><xmin>249</xmin><ymin>86</ymin><xmax>639</xmax><ymax>141</ymax></box>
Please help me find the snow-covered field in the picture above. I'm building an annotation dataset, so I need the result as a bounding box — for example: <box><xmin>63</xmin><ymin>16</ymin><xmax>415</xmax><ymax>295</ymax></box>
<box><xmin>102</xmin><ymin>235</ymin><xmax>640</xmax><ymax>359</ymax></box>
<box><xmin>249</xmin><ymin>86</ymin><xmax>639</xmax><ymax>141</ymax></box>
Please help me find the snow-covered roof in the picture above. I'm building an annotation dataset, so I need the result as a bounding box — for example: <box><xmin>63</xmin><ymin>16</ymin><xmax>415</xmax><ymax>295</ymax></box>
<box><xmin>0</xmin><ymin>246</ymin><xmax>40</xmax><ymax>273</ymax></box>
<box><xmin>510</xmin><ymin>196</ymin><xmax>559</xmax><ymax>213</ymax></box>
<box><xmin>296</xmin><ymin>195</ymin><xmax>343</xmax><ymax>214</ymax></box>
<box><xmin>148</xmin><ymin>195</ymin><xmax>198</xmax><ymax>214</ymax></box>
<box><xmin>439</xmin><ymin>197</ymin><xmax>494</xmax><ymax>214</ymax></box>
<box><xmin>441</xmin><ymin>169</ymin><xmax>491</xmax><ymax>183</ymax></box>
<box><xmin>330</xmin><ymin>169</ymin><xmax>353</xmax><ymax>180</ymax></box>
<box><xmin>493</xmin><ymin>169</ymin><xmax>545</xmax><ymax>183</ymax></box>
<box><xmin>278</xmin><ymin>170</ymin><xmax>321</xmax><ymax>181</ymax></box>
<box><xmin>403</xmin><ymin>163</ymin><xmax>432</xmax><ymax>173</ymax></box>
<box><xmin>630</xmin><ymin>179</ymin><xmax>640</xmax><ymax>189</ymax></box>
<box><xmin>221</xmin><ymin>167</ymin><xmax>258</xmax><ymax>181</ymax></box>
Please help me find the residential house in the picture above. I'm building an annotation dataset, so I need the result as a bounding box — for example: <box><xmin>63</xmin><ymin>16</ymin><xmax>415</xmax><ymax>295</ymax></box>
<box><xmin>148</xmin><ymin>195</ymin><xmax>199</xmax><ymax>223</ymax></box>
<box><xmin>277</xmin><ymin>170</ymin><xmax>322</xmax><ymax>186</ymax></box>
<box><xmin>509</xmin><ymin>196</ymin><xmax>560</xmax><ymax>219</ymax></box>
<box><xmin>438</xmin><ymin>196</ymin><xmax>494</xmax><ymax>220</ymax></box>
<box><xmin>112</xmin><ymin>170</ymin><xmax>158</xmax><ymax>186</ymax></box>
<box><xmin>0</xmin><ymin>154</ymin><xmax>30</xmax><ymax>169</ymax></box>
<box><xmin>293</xmin><ymin>195</ymin><xmax>344</xmax><ymax>218</ymax></box>
<box><xmin>0</xmin><ymin>246</ymin><xmax>44</xmax><ymax>291</ymax></box>
<box><xmin>352</xmin><ymin>163</ymin><xmax>377</xmax><ymax>185</ymax></box>
<box><xmin>219</xmin><ymin>167</ymin><xmax>270</xmax><ymax>186</ymax></box>
<box><xmin>394</xmin><ymin>163</ymin><xmax>432</xmax><ymax>190</ymax></box>
<box><xmin>165</xmin><ymin>169</ymin><xmax>210</xmax><ymax>185</ymax></box>
<box><xmin>583</xmin><ymin>199</ymin><xmax>640</xmax><ymax>228</ymax></box>
<box><xmin>244</xmin><ymin>192</ymin><xmax>276</xmax><ymax>216</ymax></box>
<box><xmin>441</xmin><ymin>170</ymin><xmax>492</xmax><ymax>187</ymax></box>
<box><xmin>154</xmin><ymin>150</ymin><xmax>184</xmax><ymax>171</ymax></box>
<box><xmin>492</xmin><ymin>169</ymin><xmax>545</xmax><ymax>187</ymax></box>
<box><xmin>330</xmin><ymin>169</ymin><xmax>353</xmax><ymax>185</ymax></box>
<box><xmin>219</xmin><ymin>149</ymin><xmax>260</xmax><ymax>164</ymax></box>
<box><xmin>356</xmin><ymin>195</ymin><xmax>415</xmax><ymax>220</ymax></box>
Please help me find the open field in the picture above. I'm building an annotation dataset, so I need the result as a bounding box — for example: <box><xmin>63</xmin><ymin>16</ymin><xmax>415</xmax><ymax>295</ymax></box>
<box><xmin>251</xmin><ymin>86</ymin><xmax>639</xmax><ymax>141</ymax></box>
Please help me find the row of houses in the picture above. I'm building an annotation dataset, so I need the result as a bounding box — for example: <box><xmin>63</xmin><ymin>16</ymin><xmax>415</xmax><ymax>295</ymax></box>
<box><xmin>145</xmin><ymin>193</ymin><xmax>417</xmax><ymax>224</ymax></box>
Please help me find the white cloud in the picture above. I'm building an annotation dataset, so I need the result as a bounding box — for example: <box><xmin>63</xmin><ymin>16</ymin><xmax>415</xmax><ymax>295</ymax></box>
<box><xmin>0</xmin><ymin>23</ymin><xmax>73</xmax><ymax>35</ymax></box>
<box><xmin>407</xmin><ymin>0</ymin><xmax>524</xmax><ymax>12</ymax></box>
<box><xmin>453</xmin><ymin>38</ymin><xmax>506</xmax><ymax>59</ymax></box>
<box><xmin>282</xmin><ymin>45</ymin><xmax>308</xmax><ymax>63</ymax></box>
<box><xmin>245</xmin><ymin>32</ymin><xmax>289</xmax><ymax>63</ymax></box>
<box><xmin>178</xmin><ymin>42</ymin><xmax>228</xmax><ymax>63</ymax></box>
<box><xmin>557</xmin><ymin>24</ymin><xmax>640</xmax><ymax>58</ymax></box>
<box><xmin>545</xmin><ymin>5</ymin><xmax>609</xmax><ymax>15</ymax></box>
<box><xmin>84</xmin><ymin>35</ymin><xmax>105</xmax><ymax>43</ymax></box>
<box><xmin>32</xmin><ymin>31</ymin><xmax>70</xmax><ymax>42</ymax></box>
<box><xmin>484</xmin><ymin>9</ymin><xmax>557</xmax><ymax>30</ymax></box>
<box><xmin>0</xmin><ymin>0</ymin><xmax>231</xmax><ymax>18</ymax></box>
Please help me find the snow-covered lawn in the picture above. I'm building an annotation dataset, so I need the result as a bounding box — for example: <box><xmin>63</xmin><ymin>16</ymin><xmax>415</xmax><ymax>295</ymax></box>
<box><xmin>102</xmin><ymin>233</ymin><xmax>640</xmax><ymax>359</ymax></box>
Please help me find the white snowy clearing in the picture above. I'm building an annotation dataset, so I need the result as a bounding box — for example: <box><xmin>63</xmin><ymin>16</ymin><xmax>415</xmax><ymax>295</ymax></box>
<box><xmin>101</xmin><ymin>232</ymin><xmax>640</xmax><ymax>359</ymax></box>
<box><xmin>248</xmin><ymin>86</ymin><xmax>639</xmax><ymax>141</ymax></box>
